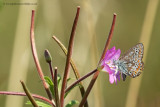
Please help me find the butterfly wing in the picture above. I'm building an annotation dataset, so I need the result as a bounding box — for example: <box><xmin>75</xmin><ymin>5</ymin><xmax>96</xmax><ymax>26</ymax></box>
<box><xmin>119</xmin><ymin>43</ymin><xmax>144</xmax><ymax>78</ymax></box>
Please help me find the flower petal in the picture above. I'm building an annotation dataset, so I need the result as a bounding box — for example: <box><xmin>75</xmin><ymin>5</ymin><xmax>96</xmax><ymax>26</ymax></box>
<box><xmin>110</xmin><ymin>49</ymin><xmax>121</xmax><ymax>61</ymax></box>
<box><xmin>99</xmin><ymin>46</ymin><xmax>122</xmax><ymax>84</ymax></box>
<box><xmin>116</xmin><ymin>71</ymin><xmax>121</xmax><ymax>81</ymax></box>
<box><xmin>114</xmin><ymin>76</ymin><xmax>117</xmax><ymax>84</ymax></box>
<box><xmin>110</xmin><ymin>46</ymin><xmax>116</xmax><ymax>52</ymax></box>
<box><xmin>109</xmin><ymin>74</ymin><xmax>115</xmax><ymax>84</ymax></box>
<box><xmin>106</xmin><ymin>51</ymin><xmax>116</xmax><ymax>60</ymax></box>
<box><xmin>102</xmin><ymin>64</ymin><xmax>112</xmax><ymax>74</ymax></box>
<box><xmin>104</xmin><ymin>46</ymin><xmax>116</xmax><ymax>60</ymax></box>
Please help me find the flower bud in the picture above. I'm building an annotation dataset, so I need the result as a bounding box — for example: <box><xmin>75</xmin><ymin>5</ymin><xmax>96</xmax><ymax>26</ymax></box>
<box><xmin>44</xmin><ymin>49</ymin><xmax>52</xmax><ymax>63</ymax></box>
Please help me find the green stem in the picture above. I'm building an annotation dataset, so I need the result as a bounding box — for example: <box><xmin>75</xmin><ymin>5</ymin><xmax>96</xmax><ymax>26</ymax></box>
<box><xmin>20</xmin><ymin>80</ymin><xmax>38</xmax><ymax>107</ymax></box>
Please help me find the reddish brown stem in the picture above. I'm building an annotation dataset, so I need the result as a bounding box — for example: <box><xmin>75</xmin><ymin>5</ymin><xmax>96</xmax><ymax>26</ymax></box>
<box><xmin>54</xmin><ymin>67</ymin><xmax>60</xmax><ymax>107</ymax></box>
<box><xmin>49</xmin><ymin>62</ymin><xmax>54</xmax><ymax>81</ymax></box>
<box><xmin>65</xmin><ymin>69</ymin><xmax>97</xmax><ymax>93</ymax></box>
<box><xmin>44</xmin><ymin>49</ymin><xmax>54</xmax><ymax>80</ymax></box>
<box><xmin>30</xmin><ymin>10</ymin><xmax>53</xmax><ymax>102</ymax></box>
<box><xmin>0</xmin><ymin>91</ymin><xmax>53</xmax><ymax>105</ymax></box>
<box><xmin>60</xmin><ymin>6</ymin><xmax>80</xmax><ymax>107</ymax></box>
<box><xmin>79</xmin><ymin>13</ymin><xmax>117</xmax><ymax>107</ymax></box>
<box><xmin>52</xmin><ymin>36</ymin><xmax>88</xmax><ymax>107</ymax></box>
<box><xmin>99</xmin><ymin>14</ymin><xmax>117</xmax><ymax>63</ymax></box>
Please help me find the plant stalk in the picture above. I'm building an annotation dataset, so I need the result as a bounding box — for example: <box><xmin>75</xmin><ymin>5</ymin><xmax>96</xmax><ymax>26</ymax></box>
<box><xmin>79</xmin><ymin>13</ymin><xmax>117</xmax><ymax>107</ymax></box>
<box><xmin>60</xmin><ymin>6</ymin><xmax>80</xmax><ymax>107</ymax></box>
<box><xmin>65</xmin><ymin>69</ymin><xmax>97</xmax><ymax>93</ymax></box>
<box><xmin>30</xmin><ymin>10</ymin><xmax>54</xmax><ymax>105</ymax></box>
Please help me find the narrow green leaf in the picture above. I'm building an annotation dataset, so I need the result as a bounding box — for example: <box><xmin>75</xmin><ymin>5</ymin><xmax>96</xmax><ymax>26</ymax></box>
<box><xmin>26</xmin><ymin>101</ymin><xmax>51</xmax><ymax>107</ymax></box>
<box><xmin>67</xmin><ymin>78</ymin><xmax>75</xmax><ymax>83</ymax></box>
<box><xmin>44</xmin><ymin>75</ymin><xmax>62</xmax><ymax>98</ymax></box>
<box><xmin>57</xmin><ymin>74</ymin><xmax>61</xmax><ymax>90</ymax></box>
<box><xmin>65</xmin><ymin>100</ymin><xmax>79</xmax><ymax>107</ymax></box>
<box><xmin>44</xmin><ymin>76</ymin><xmax>53</xmax><ymax>85</ymax></box>
<box><xmin>67</xmin><ymin>78</ymin><xmax>72</xmax><ymax>82</ymax></box>
<box><xmin>20</xmin><ymin>81</ymin><xmax>38</xmax><ymax>107</ymax></box>
<box><xmin>44</xmin><ymin>76</ymin><xmax>54</xmax><ymax>98</ymax></box>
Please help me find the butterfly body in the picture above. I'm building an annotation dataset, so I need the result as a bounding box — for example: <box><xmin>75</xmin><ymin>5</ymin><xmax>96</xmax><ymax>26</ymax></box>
<box><xmin>114</xmin><ymin>43</ymin><xmax>144</xmax><ymax>80</ymax></box>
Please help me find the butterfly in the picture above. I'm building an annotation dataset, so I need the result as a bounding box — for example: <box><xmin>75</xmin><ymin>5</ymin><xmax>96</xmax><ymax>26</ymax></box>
<box><xmin>114</xmin><ymin>43</ymin><xmax>144</xmax><ymax>81</ymax></box>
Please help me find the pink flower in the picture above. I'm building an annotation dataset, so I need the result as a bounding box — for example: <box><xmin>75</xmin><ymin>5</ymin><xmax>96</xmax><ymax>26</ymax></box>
<box><xmin>99</xmin><ymin>46</ymin><xmax>121</xmax><ymax>84</ymax></box>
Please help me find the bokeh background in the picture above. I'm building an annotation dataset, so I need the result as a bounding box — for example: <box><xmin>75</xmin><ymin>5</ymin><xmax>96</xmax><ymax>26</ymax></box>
<box><xmin>0</xmin><ymin>0</ymin><xmax>160</xmax><ymax>107</ymax></box>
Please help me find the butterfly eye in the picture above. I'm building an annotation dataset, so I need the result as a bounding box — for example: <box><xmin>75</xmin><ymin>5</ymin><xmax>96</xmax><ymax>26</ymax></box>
<box><xmin>134</xmin><ymin>65</ymin><xmax>138</xmax><ymax>68</ymax></box>
<box><xmin>135</xmin><ymin>63</ymin><xmax>138</xmax><ymax>66</ymax></box>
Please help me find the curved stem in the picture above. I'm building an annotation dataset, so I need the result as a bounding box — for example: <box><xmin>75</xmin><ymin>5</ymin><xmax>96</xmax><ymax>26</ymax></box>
<box><xmin>52</xmin><ymin>36</ymin><xmax>88</xmax><ymax>107</ymax></box>
<box><xmin>0</xmin><ymin>91</ymin><xmax>53</xmax><ymax>105</ymax></box>
<box><xmin>99</xmin><ymin>13</ymin><xmax>117</xmax><ymax>64</ymax></box>
<box><xmin>20</xmin><ymin>80</ymin><xmax>38</xmax><ymax>107</ymax></box>
<box><xmin>30</xmin><ymin>10</ymin><xmax>54</xmax><ymax>104</ymax></box>
<box><xmin>79</xmin><ymin>13</ymin><xmax>117</xmax><ymax>107</ymax></box>
<box><xmin>60</xmin><ymin>6</ymin><xmax>80</xmax><ymax>107</ymax></box>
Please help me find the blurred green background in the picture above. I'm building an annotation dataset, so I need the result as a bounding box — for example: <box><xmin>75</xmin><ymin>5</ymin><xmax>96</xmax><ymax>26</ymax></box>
<box><xmin>0</xmin><ymin>0</ymin><xmax>160</xmax><ymax>107</ymax></box>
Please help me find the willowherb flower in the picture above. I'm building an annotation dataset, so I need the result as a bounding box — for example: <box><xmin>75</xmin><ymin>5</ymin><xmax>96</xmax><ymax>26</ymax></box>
<box><xmin>99</xmin><ymin>46</ymin><xmax>121</xmax><ymax>84</ymax></box>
